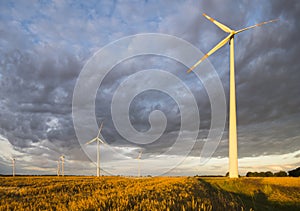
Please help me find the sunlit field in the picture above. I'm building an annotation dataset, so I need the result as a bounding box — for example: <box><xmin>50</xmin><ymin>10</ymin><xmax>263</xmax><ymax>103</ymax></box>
<box><xmin>0</xmin><ymin>176</ymin><xmax>299</xmax><ymax>211</ymax></box>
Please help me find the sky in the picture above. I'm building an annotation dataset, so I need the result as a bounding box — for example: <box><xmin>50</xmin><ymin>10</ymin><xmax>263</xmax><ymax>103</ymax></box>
<box><xmin>0</xmin><ymin>0</ymin><xmax>299</xmax><ymax>176</ymax></box>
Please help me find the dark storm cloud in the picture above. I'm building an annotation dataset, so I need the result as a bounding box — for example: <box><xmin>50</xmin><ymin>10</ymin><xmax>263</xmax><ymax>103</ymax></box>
<box><xmin>0</xmin><ymin>47</ymin><xmax>81</xmax><ymax>142</ymax></box>
<box><xmin>0</xmin><ymin>0</ymin><xmax>299</xmax><ymax>174</ymax></box>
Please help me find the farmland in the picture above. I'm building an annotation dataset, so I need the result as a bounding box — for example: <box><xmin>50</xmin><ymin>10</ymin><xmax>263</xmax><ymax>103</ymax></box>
<box><xmin>0</xmin><ymin>176</ymin><xmax>299</xmax><ymax>211</ymax></box>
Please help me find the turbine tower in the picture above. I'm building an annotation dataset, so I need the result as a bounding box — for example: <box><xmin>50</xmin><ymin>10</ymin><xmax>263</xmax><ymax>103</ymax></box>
<box><xmin>136</xmin><ymin>151</ymin><xmax>143</xmax><ymax>177</ymax></box>
<box><xmin>86</xmin><ymin>122</ymin><xmax>105</xmax><ymax>177</ymax></box>
<box><xmin>57</xmin><ymin>160</ymin><xmax>60</xmax><ymax>176</ymax></box>
<box><xmin>11</xmin><ymin>157</ymin><xmax>15</xmax><ymax>177</ymax></box>
<box><xmin>187</xmin><ymin>14</ymin><xmax>277</xmax><ymax>178</ymax></box>
<box><xmin>60</xmin><ymin>155</ymin><xmax>65</xmax><ymax>176</ymax></box>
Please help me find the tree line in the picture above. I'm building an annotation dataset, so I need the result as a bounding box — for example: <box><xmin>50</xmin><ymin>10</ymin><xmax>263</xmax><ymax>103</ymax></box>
<box><xmin>245</xmin><ymin>167</ymin><xmax>300</xmax><ymax>177</ymax></box>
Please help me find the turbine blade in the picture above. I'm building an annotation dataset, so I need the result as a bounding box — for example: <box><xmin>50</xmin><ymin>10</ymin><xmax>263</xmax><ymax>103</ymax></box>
<box><xmin>236</xmin><ymin>19</ymin><xmax>278</xmax><ymax>34</ymax></box>
<box><xmin>203</xmin><ymin>13</ymin><xmax>232</xmax><ymax>33</ymax></box>
<box><xmin>97</xmin><ymin>122</ymin><xmax>104</xmax><ymax>138</ymax></box>
<box><xmin>187</xmin><ymin>34</ymin><xmax>232</xmax><ymax>73</ymax></box>
<box><xmin>85</xmin><ymin>138</ymin><xmax>97</xmax><ymax>145</ymax></box>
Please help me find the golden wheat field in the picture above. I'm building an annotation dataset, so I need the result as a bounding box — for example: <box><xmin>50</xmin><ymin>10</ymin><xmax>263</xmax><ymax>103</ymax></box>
<box><xmin>0</xmin><ymin>176</ymin><xmax>299</xmax><ymax>211</ymax></box>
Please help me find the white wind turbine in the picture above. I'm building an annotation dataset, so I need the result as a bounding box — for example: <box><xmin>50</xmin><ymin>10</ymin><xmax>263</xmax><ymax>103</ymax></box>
<box><xmin>60</xmin><ymin>155</ymin><xmax>65</xmax><ymax>176</ymax></box>
<box><xmin>188</xmin><ymin>13</ymin><xmax>277</xmax><ymax>178</ymax></box>
<box><xmin>86</xmin><ymin>122</ymin><xmax>105</xmax><ymax>177</ymax></box>
<box><xmin>11</xmin><ymin>157</ymin><xmax>15</xmax><ymax>177</ymax></box>
<box><xmin>57</xmin><ymin>160</ymin><xmax>60</xmax><ymax>176</ymax></box>
<box><xmin>136</xmin><ymin>151</ymin><xmax>143</xmax><ymax>177</ymax></box>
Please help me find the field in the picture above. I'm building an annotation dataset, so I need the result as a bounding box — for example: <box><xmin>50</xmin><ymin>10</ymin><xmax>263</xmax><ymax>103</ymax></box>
<box><xmin>0</xmin><ymin>176</ymin><xmax>299</xmax><ymax>211</ymax></box>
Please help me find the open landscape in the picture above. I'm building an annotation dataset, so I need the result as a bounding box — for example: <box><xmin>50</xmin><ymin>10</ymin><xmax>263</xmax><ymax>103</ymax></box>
<box><xmin>1</xmin><ymin>176</ymin><xmax>299</xmax><ymax>211</ymax></box>
<box><xmin>1</xmin><ymin>1</ymin><xmax>300</xmax><ymax>211</ymax></box>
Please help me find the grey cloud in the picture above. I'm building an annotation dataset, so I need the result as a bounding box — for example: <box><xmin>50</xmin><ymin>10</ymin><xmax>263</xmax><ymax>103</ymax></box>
<box><xmin>0</xmin><ymin>0</ymin><xmax>299</xmax><ymax>175</ymax></box>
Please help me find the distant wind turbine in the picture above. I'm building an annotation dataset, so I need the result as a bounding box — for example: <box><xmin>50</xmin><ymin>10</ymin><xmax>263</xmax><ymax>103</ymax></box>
<box><xmin>187</xmin><ymin>13</ymin><xmax>277</xmax><ymax>178</ymax></box>
<box><xmin>57</xmin><ymin>160</ymin><xmax>60</xmax><ymax>176</ymax></box>
<box><xmin>136</xmin><ymin>151</ymin><xmax>143</xmax><ymax>177</ymax></box>
<box><xmin>86</xmin><ymin>122</ymin><xmax>105</xmax><ymax>177</ymax></box>
<box><xmin>11</xmin><ymin>157</ymin><xmax>15</xmax><ymax>177</ymax></box>
<box><xmin>60</xmin><ymin>155</ymin><xmax>65</xmax><ymax>176</ymax></box>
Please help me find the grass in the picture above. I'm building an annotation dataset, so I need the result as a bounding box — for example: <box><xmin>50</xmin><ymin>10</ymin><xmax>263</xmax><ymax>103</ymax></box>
<box><xmin>200</xmin><ymin>177</ymin><xmax>300</xmax><ymax>210</ymax></box>
<box><xmin>0</xmin><ymin>176</ymin><xmax>299</xmax><ymax>210</ymax></box>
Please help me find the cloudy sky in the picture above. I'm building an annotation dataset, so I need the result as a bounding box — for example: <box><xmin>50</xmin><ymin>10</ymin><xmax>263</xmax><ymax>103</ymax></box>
<box><xmin>0</xmin><ymin>0</ymin><xmax>299</xmax><ymax>176</ymax></box>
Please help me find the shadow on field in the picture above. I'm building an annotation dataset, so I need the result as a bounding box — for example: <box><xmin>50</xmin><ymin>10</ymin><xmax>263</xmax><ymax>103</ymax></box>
<box><xmin>196</xmin><ymin>178</ymin><xmax>299</xmax><ymax>211</ymax></box>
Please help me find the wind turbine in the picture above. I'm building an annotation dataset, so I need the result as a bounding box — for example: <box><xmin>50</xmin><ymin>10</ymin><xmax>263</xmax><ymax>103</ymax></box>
<box><xmin>57</xmin><ymin>160</ymin><xmax>60</xmax><ymax>176</ymax></box>
<box><xmin>136</xmin><ymin>151</ymin><xmax>143</xmax><ymax>177</ymax></box>
<box><xmin>187</xmin><ymin>14</ymin><xmax>277</xmax><ymax>178</ymax></box>
<box><xmin>86</xmin><ymin>122</ymin><xmax>105</xmax><ymax>177</ymax></box>
<box><xmin>11</xmin><ymin>157</ymin><xmax>15</xmax><ymax>177</ymax></box>
<box><xmin>60</xmin><ymin>155</ymin><xmax>65</xmax><ymax>176</ymax></box>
